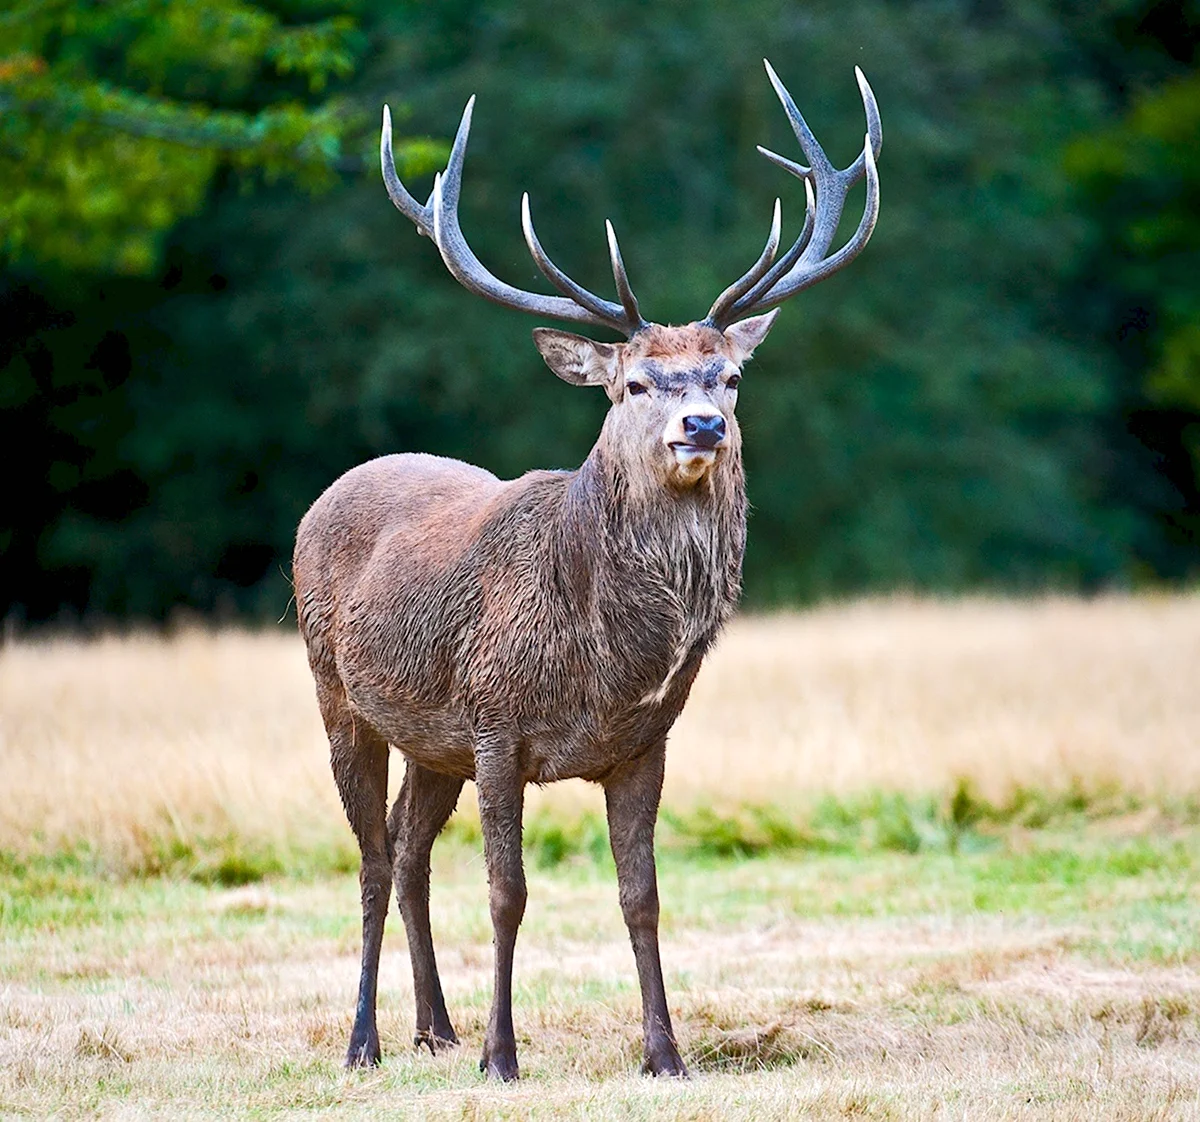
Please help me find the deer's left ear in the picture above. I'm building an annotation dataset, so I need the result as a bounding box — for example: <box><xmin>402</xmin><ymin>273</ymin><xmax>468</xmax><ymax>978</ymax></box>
<box><xmin>722</xmin><ymin>310</ymin><xmax>779</xmax><ymax>365</ymax></box>
<box><xmin>533</xmin><ymin>329</ymin><xmax>621</xmax><ymax>390</ymax></box>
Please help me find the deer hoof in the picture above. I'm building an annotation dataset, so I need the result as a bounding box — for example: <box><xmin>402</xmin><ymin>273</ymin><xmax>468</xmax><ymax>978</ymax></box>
<box><xmin>344</xmin><ymin>1031</ymin><xmax>381</xmax><ymax>1069</ymax></box>
<box><xmin>479</xmin><ymin>1044</ymin><xmax>520</xmax><ymax>1081</ymax></box>
<box><xmin>642</xmin><ymin>1042</ymin><xmax>689</xmax><ymax>1078</ymax></box>
<box><xmin>414</xmin><ymin>1028</ymin><xmax>459</xmax><ymax>1055</ymax></box>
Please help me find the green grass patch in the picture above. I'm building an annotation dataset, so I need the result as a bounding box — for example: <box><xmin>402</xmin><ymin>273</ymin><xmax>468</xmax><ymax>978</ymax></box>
<box><xmin>5</xmin><ymin>792</ymin><xmax>1199</xmax><ymax>1117</ymax></box>
<box><xmin>445</xmin><ymin>779</ymin><xmax>1191</xmax><ymax>871</ymax></box>
<box><xmin>659</xmin><ymin>779</ymin><xmax>1179</xmax><ymax>862</ymax></box>
<box><xmin>647</xmin><ymin>832</ymin><xmax>1200</xmax><ymax>951</ymax></box>
<box><xmin>3</xmin><ymin>780</ymin><xmax>1195</xmax><ymax>889</ymax></box>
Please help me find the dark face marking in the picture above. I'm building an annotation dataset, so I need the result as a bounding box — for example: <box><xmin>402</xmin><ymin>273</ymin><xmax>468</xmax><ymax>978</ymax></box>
<box><xmin>640</xmin><ymin>358</ymin><xmax>728</xmax><ymax>393</ymax></box>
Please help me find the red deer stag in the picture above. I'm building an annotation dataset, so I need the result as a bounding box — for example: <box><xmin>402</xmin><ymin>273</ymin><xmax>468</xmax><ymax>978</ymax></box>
<box><xmin>294</xmin><ymin>59</ymin><xmax>881</xmax><ymax>1080</ymax></box>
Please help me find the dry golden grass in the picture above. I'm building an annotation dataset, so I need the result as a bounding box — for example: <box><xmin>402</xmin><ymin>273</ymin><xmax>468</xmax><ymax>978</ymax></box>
<box><xmin>675</xmin><ymin>591</ymin><xmax>1200</xmax><ymax>802</ymax></box>
<box><xmin>2</xmin><ymin>593</ymin><xmax>1199</xmax><ymax>864</ymax></box>
<box><xmin>4</xmin><ymin>595</ymin><xmax>1200</xmax><ymax>1117</ymax></box>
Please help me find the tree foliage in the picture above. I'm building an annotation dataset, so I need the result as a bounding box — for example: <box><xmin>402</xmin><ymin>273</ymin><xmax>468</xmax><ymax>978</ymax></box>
<box><xmin>2</xmin><ymin>0</ymin><xmax>1198</xmax><ymax>623</ymax></box>
<box><xmin>1065</xmin><ymin>5</ymin><xmax>1200</xmax><ymax>572</ymax></box>
<box><xmin>0</xmin><ymin>0</ymin><xmax>363</xmax><ymax>273</ymax></box>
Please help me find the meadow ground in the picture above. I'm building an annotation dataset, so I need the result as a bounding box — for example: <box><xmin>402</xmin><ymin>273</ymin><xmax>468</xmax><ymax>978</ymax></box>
<box><xmin>2</xmin><ymin>594</ymin><xmax>1200</xmax><ymax>1118</ymax></box>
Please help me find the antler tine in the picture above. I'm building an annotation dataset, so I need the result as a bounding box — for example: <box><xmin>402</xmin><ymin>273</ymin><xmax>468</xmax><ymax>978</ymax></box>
<box><xmin>757</xmin><ymin>67</ymin><xmax>880</xmax><ymax>191</ymax></box>
<box><xmin>732</xmin><ymin>179</ymin><xmax>816</xmax><ymax>316</ymax></box>
<box><xmin>432</xmin><ymin>94</ymin><xmax>476</xmax><ymax>227</ymax></box>
<box><xmin>710</xmin><ymin>61</ymin><xmax>883</xmax><ymax>324</ymax></box>
<box><xmin>736</xmin><ymin>135</ymin><xmax>879</xmax><ymax>318</ymax></box>
<box><xmin>843</xmin><ymin>67</ymin><xmax>883</xmax><ymax>183</ymax></box>
<box><xmin>521</xmin><ymin>195</ymin><xmax>632</xmax><ymax>326</ymax></box>
<box><xmin>703</xmin><ymin>198</ymin><xmax>782</xmax><ymax>327</ymax></box>
<box><xmin>756</xmin><ymin>145</ymin><xmax>810</xmax><ymax>182</ymax></box>
<box><xmin>383</xmin><ymin>96</ymin><xmax>644</xmax><ymax>336</ymax></box>
<box><xmin>709</xmin><ymin>181</ymin><xmax>815</xmax><ymax>329</ymax></box>
<box><xmin>381</xmin><ymin>104</ymin><xmax>434</xmax><ymax>236</ymax></box>
<box><xmin>761</xmin><ymin>60</ymin><xmax>845</xmax><ymax>263</ymax></box>
<box><xmin>763</xmin><ymin>58</ymin><xmax>833</xmax><ymax>179</ymax></box>
<box><xmin>605</xmin><ymin>220</ymin><xmax>645</xmax><ymax>330</ymax></box>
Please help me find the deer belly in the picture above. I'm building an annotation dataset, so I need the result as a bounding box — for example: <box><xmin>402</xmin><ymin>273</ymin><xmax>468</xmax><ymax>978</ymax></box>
<box><xmin>344</xmin><ymin>680</ymin><xmax>477</xmax><ymax>779</ymax></box>
<box><xmin>520</xmin><ymin>689</ymin><xmax>692</xmax><ymax>784</ymax></box>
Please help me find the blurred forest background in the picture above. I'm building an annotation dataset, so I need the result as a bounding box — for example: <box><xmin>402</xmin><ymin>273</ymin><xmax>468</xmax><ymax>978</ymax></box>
<box><xmin>2</xmin><ymin>0</ymin><xmax>1198</xmax><ymax>624</ymax></box>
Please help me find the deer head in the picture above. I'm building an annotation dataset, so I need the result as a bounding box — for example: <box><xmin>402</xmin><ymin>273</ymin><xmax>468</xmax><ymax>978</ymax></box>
<box><xmin>528</xmin><ymin>319</ymin><xmax>772</xmax><ymax>492</ymax></box>
<box><xmin>380</xmin><ymin>60</ymin><xmax>882</xmax><ymax>491</ymax></box>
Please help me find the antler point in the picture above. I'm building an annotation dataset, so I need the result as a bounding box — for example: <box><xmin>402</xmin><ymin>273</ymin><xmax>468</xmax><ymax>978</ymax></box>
<box><xmin>763</xmin><ymin>59</ymin><xmax>789</xmax><ymax>102</ymax></box>
<box><xmin>457</xmin><ymin>96</ymin><xmax>476</xmax><ymax>135</ymax></box>
<box><xmin>605</xmin><ymin>220</ymin><xmax>622</xmax><ymax>258</ymax></box>
<box><xmin>605</xmin><ymin>220</ymin><xmax>622</xmax><ymax>263</ymax></box>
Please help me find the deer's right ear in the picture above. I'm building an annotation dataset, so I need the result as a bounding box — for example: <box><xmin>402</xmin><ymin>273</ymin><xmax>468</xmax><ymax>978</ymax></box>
<box><xmin>533</xmin><ymin>329</ymin><xmax>620</xmax><ymax>390</ymax></box>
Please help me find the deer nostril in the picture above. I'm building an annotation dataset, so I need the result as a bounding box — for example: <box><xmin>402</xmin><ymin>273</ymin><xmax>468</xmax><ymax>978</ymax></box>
<box><xmin>681</xmin><ymin>414</ymin><xmax>726</xmax><ymax>448</ymax></box>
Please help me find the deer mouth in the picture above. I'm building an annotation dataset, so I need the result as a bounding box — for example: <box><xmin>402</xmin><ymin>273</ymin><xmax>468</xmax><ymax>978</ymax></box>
<box><xmin>672</xmin><ymin>441</ymin><xmax>715</xmax><ymax>472</ymax></box>
<box><xmin>669</xmin><ymin>442</ymin><xmax>719</xmax><ymax>466</ymax></box>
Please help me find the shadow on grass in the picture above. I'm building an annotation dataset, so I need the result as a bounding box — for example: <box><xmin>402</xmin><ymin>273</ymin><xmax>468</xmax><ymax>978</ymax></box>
<box><xmin>687</xmin><ymin>1020</ymin><xmax>834</xmax><ymax>1073</ymax></box>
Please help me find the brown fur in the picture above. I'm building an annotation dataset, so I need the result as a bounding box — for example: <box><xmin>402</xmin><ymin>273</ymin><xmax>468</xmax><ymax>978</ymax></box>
<box><xmin>293</xmin><ymin>313</ymin><xmax>775</xmax><ymax>1078</ymax></box>
<box><xmin>629</xmin><ymin>322</ymin><xmax>726</xmax><ymax>361</ymax></box>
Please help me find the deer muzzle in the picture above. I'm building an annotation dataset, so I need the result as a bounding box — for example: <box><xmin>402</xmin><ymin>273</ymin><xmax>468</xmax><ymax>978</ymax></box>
<box><xmin>664</xmin><ymin>408</ymin><xmax>727</xmax><ymax>470</ymax></box>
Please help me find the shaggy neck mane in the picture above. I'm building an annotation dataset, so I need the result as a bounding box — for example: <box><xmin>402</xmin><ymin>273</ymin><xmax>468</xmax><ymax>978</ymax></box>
<box><xmin>551</xmin><ymin>436</ymin><xmax>747</xmax><ymax>636</ymax></box>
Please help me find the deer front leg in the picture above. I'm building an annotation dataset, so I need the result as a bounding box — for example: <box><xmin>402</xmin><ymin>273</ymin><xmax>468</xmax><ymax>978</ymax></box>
<box><xmin>474</xmin><ymin>739</ymin><xmax>526</xmax><ymax>1081</ymax></box>
<box><xmin>604</xmin><ymin>743</ymin><xmax>688</xmax><ymax>1077</ymax></box>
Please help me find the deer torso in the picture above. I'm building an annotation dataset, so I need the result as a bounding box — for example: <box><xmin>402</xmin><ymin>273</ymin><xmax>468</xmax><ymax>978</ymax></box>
<box><xmin>295</xmin><ymin>449</ymin><xmax>745</xmax><ymax>783</ymax></box>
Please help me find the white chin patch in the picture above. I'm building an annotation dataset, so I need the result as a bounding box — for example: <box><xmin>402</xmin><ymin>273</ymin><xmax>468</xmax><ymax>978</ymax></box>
<box><xmin>670</xmin><ymin>444</ymin><xmax>718</xmax><ymax>473</ymax></box>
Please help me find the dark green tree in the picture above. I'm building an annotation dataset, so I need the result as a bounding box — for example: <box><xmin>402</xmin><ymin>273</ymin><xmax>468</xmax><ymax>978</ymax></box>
<box><xmin>1067</xmin><ymin>63</ymin><xmax>1200</xmax><ymax>574</ymax></box>
<box><xmin>0</xmin><ymin>0</ymin><xmax>436</xmax><ymax>618</ymax></box>
<box><xmin>156</xmin><ymin>0</ymin><xmax>1135</xmax><ymax>613</ymax></box>
<box><xmin>4</xmin><ymin>0</ymin><xmax>1198</xmax><ymax>622</ymax></box>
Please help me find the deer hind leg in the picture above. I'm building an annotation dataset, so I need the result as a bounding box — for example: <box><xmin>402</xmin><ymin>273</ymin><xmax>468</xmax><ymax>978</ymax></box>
<box><xmin>388</xmin><ymin>761</ymin><xmax>464</xmax><ymax>1054</ymax></box>
<box><xmin>319</xmin><ymin>681</ymin><xmax>392</xmax><ymax>1068</ymax></box>
<box><xmin>604</xmin><ymin>743</ymin><xmax>688</xmax><ymax>1077</ymax></box>
<box><xmin>474</xmin><ymin>738</ymin><xmax>526</xmax><ymax>1081</ymax></box>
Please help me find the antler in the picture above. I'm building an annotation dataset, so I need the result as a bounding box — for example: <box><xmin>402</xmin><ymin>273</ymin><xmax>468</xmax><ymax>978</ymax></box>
<box><xmin>381</xmin><ymin>99</ymin><xmax>647</xmax><ymax>337</ymax></box>
<box><xmin>705</xmin><ymin>60</ymin><xmax>882</xmax><ymax>330</ymax></box>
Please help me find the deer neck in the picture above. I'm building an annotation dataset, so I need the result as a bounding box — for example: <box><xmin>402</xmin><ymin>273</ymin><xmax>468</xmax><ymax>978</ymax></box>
<box><xmin>558</xmin><ymin>438</ymin><xmax>747</xmax><ymax>621</ymax></box>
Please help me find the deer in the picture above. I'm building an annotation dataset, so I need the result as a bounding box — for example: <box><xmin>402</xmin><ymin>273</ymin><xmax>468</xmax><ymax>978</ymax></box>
<box><xmin>293</xmin><ymin>59</ymin><xmax>881</xmax><ymax>1081</ymax></box>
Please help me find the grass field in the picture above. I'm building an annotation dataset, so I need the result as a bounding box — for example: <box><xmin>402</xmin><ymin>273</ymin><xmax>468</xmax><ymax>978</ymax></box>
<box><xmin>2</xmin><ymin>595</ymin><xmax>1200</xmax><ymax>1118</ymax></box>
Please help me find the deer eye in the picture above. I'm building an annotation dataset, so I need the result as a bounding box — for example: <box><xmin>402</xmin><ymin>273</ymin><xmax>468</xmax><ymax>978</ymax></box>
<box><xmin>726</xmin><ymin>373</ymin><xmax>742</xmax><ymax>389</ymax></box>
<box><xmin>626</xmin><ymin>381</ymin><xmax>648</xmax><ymax>396</ymax></box>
